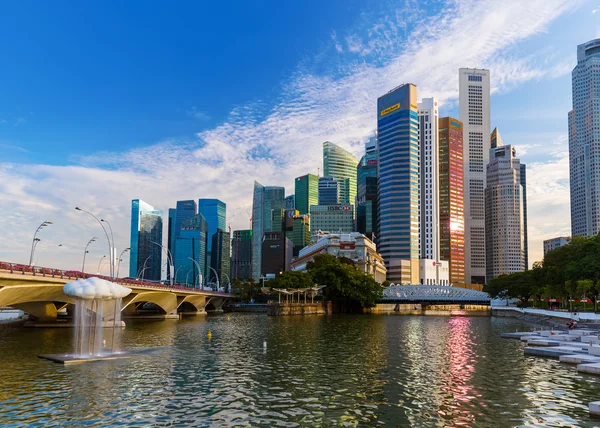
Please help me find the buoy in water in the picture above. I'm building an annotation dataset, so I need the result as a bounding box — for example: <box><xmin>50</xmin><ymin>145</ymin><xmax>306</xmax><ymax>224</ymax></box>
<box><xmin>263</xmin><ymin>340</ymin><xmax>267</xmax><ymax>348</ymax></box>
<box><xmin>227</xmin><ymin>316</ymin><xmax>230</xmax><ymax>321</ymax></box>
<box><xmin>208</xmin><ymin>329</ymin><xmax>212</xmax><ymax>339</ymax></box>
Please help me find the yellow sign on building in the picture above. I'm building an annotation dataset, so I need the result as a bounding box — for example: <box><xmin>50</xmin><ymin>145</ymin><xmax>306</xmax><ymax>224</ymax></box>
<box><xmin>380</xmin><ymin>103</ymin><xmax>400</xmax><ymax>116</ymax></box>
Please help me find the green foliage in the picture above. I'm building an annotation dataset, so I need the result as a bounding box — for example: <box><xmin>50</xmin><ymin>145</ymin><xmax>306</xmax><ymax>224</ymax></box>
<box><xmin>268</xmin><ymin>270</ymin><xmax>314</xmax><ymax>290</ymax></box>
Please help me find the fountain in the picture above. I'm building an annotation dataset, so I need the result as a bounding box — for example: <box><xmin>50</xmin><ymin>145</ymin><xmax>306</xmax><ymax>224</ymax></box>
<box><xmin>39</xmin><ymin>277</ymin><xmax>133</xmax><ymax>364</ymax></box>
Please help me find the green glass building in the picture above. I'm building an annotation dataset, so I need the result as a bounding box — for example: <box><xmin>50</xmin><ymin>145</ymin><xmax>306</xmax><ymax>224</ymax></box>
<box><xmin>294</xmin><ymin>174</ymin><xmax>319</xmax><ymax>215</ymax></box>
<box><xmin>323</xmin><ymin>141</ymin><xmax>359</xmax><ymax>207</ymax></box>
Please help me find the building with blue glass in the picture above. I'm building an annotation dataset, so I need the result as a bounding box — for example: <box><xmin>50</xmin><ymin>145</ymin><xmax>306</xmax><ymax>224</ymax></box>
<box><xmin>199</xmin><ymin>199</ymin><xmax>226</xmax><ymax>273</ymax></box>
<box><xmin>356</xmin><ymin>139</ymin><xmax>378</xmax><ymax>240</ymax></box>
<box><xmin>129</xmin><ymin>199</ymin><xmax>163</xmax><ymax>281</ymax></box>
<box><xmin>377</xmin><ymin>83</ymin><xmax>420</xmax><ymax>283</ymax></box>
<box><xmin>169</xmin><ymin>200</ymin><xmax>197</xmax><ymax>272</ymax></box>
<box><xmin>174</xmin><ymin>213</ymin><xmax>208</xmax><ymax>286</ymax></box>
<box><xmin>318</xmin><ymin>176</ymin><xmax>340</xmax><ymax>205</ymax></box>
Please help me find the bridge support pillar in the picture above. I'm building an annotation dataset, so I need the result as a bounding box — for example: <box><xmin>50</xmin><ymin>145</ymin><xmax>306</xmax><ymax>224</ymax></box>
<box><xmin>14</xmin><ymin>302</ymin><xmax>58</xmax><ymax>321</ymax></box>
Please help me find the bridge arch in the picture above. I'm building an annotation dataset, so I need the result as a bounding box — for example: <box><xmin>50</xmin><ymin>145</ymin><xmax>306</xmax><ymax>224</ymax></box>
<box><xmin>121</xmin><ymin>291</ymin><xmax>178</xmax><ymax>316</ymax></box>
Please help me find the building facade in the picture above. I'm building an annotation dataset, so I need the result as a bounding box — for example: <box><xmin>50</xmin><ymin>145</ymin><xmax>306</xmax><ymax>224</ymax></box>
<box><xmin>169</xmin><ymin>200</ymin><xmax>197</xmax><ymax>274</ymax></box>
<box><xmin>261</xmin><ymin>231</ymin><xmax>293</xmax><ymax>278</ymax></box>
<box><xmin>129</xmin><ymin>199</ymin><xmax>163</xmax><ymax>281</ymax></box>
<box><xmin>438</xmin><ymin>117</ymin><xmax>466</xmax><ymax>285</ymax></box>
<box><xmin>569</xmin><ymin>39</ymin><xmax>600</xmax><ymax>237</ymax></box>
<box><xmin>290</xmin><ymin>214</ymin><xmax>310</xmax><ymax>257</ymax></box>
<box><xmin>459</xmin><ymin>68</ymin><xmax>491</xmax><ymax>284</ymax></box>
<box><xmin>543</xmin><ymin>236</ymin><xmax>570</xmax><ymax>255</ymax></box>
<box><xmin>323</xmin><ymin>141</ymin><xmax>359</xmax><ymax>206</ymax></box>
<box><xmin>356</xmin><ymin>141</ymin><xmax>378</xmax><ymax>240</ymax></box>
<box><xmin>198</xmin><ymin>199</ymin><xmax>226</xmax><ymax>276</ymax></box>
<box><xmin>210</xmin><ymin>228</ymin><xmax>231</xmax><ymax>286</ymax></box>
<box><xmin>291</xmin><ymin>232</ymin><xmax>387</xmax><ymax>283</ymax></box>
<box><xmin>174</xmin><ymin>213</ymin><xmax>208</xmax><ymax>286</ymax></box>
<box><xmin>309</xmin><ymin>204</ymin><xmax>354</xmax><ymax>239</ymax></box>
<box><xmin>418</xmin><ymin>259</ymin><xmax>450</xmax><ymax>286</ymax></box>
<box><xmin>294</xmin><ymin>174</ymin><xmax>318</xmax><ymax>215</ymax></box>
<box><xmin>231</xmin><ymin>229</ymin><xmax>252</xmax><ymax>280</ymax></box>
<box><xmin>520</xmin><ymin>163</ymin><xmax>529</xmax><ymax>269</ymax></box>
<box><xmin>418</xmin><ymin>97</ymin><xmax>440</xmax><ymax>261</ymax></box>
<box><xmin>285</xmin><ymin>195</ymin><xmax>295</xmax><ymax>210</ymax></box>
<box><xmin>377</xmin><ymin>83</ymin><xmax>420</xmax><ymax>283</ymax></box>
<box><xmin>318</xmin><ymin>176</ymin><xmax>340</xmax><ymax>205</ymax></box>
<box><xmin>485</xmin><ymin>144</ymin><xmax>525</xmax><ymax>280</ymax></box>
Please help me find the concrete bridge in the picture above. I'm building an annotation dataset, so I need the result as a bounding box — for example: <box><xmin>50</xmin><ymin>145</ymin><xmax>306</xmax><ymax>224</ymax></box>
<box><xmin>380</xmin><ymin>285</ymin><xmax>491</xmax><ymax>305</ymax></box>
<box><xmin>0</xmin><ymin>265</ymin><xmax>233</xmax><ymax>324</ymax></box>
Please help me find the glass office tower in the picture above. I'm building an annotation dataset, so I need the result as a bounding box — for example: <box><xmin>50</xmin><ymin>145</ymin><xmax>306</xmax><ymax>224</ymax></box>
<box><xmin>170</xmin><ymin>200</ymin><xmax>197</xmax><ymax>273</ymax></box>
<box><xmin>129</xmin><ymin>199</ymin><xmax>163</xmax><ymax>281</ymax></box>
<box><xmin>199</xmin><ymin>199</ymin><xmax>226</xmax><ymax>273</ymax></box>
<box><xmin>174</xmin><ymin>213</ymin><xmax>208</xmax><ymax>286</ymax></box>
<box><xmin>211</xmin><ymin>229</ymin><xmax>231</xmax><ymax>286</ymax></box>
<box><xmin>318</xmin><ymin>176</ymin><xmax>340</xmax><ymax>205</ymax></box>
<box><xmin>323</xmin><ymin>141</ymin><xmax>359</xmax><ymax>206</ymax></box>
<box><xmin>356</xmin><ymin>141</ymin><xmax>378</xmax><ymax>239</ymax></box>
<box><xmin>294</xmin><ymin>173</ymin><xmax>319</xmax><ymax>215</ymax></box>
<box><xmin>231</xmin><ymin>229</ymin><xmax>252</xmax><ymax>280</ymax></box>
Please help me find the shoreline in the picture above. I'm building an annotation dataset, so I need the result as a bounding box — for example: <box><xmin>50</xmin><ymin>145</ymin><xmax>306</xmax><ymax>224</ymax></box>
<box><xmin>493</xmin><ymin>307</ymin><xmax>600</xmax><ymax>328</ymax></box>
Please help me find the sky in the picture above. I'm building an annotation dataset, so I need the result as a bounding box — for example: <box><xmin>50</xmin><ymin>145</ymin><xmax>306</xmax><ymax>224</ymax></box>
<box><xmin>0</xmin><ymin>0</ymin><xmax>598</xmax><ymax>276</ymax></box>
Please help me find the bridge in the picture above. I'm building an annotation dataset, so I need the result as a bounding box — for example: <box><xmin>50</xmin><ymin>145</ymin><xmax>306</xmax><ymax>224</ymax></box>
<box><xmin>380</xmin><ymin>285</ymin><xmax>491</xmax><ymax>306</ymax></box>
<box><xmin>0</xmin><ymin>261</ymin><xmax>233</xmax><ymax>324</ymax></box>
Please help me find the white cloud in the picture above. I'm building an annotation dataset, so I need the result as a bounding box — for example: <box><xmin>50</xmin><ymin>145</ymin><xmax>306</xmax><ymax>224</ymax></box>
<box><xmin>186</xmin><ymin>107</ymin><xmax>210</xmax><ymax>121</ymax></box>
<box><xmin>0</xmin><ymin>0</ymin><xmax>582</xmax><ymax>275</ymax></box>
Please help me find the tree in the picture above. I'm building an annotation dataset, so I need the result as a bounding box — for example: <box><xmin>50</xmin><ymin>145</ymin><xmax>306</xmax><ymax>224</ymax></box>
<box><xmin>268</xmin><ymin>270</ymin><xmax>314</xmax><ymax>290</ymax></box>
<box><xmin>577</xmin><ymin>279</ymin><xmax>594</xmax><ymax>312</ymax></box>
<box><xmin>565</xmin><ymin>280</ymin><xmax>577</xmax><ymax>312</ymax></box>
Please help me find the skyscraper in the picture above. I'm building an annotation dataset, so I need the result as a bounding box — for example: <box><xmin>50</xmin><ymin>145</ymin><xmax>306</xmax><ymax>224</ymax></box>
<box><xmin>520</xmin><ymin>163</ymin><xmax>529</xmax><ymax>269</ymax></box>
<box><xmin>285</xmin><ymin>195</ymin><xmax>295</xmax><ymax>210</ymax></box>
<box><xmin>251</xmin><ymin>181</ymin><xmax>285</xmax><ymax>280</ymax></box>
<box><xmin>569</xmin><ymin>39</ymin><xmax>600</xmax><ymax>237</ymax></box>
<box><xmin>294</xmin><ymin>173</ymin><xmax>319</xmax><ymax>215</ymax></box>
<box><xmin>323</xmin><ymin>141</ymin><xmax>359</xmax><ymax>206</ymax></box>
<box><xmin>459</xmin><ymin>68</ymin><xmax>491</xmax><ymax>285</ymax></box>
<box><xmin>129</xmin><ymin>199</ymin><xmax>163</xmax><ymax>281</ymax></box>
<box><xmin>418</xmin><ymin>97</ymin><xmax>440</xmax><ymax>261</ymax></box>
<box><xmin>231</xmin><ymin>229</ymin><xmax>252</xmax><ymax>280</ymax></box>
<box><xmin>356</xmin><ymin>141</ymin><xmax>378</xmax><ymax>239</ymax></box>
<box><xmin>198</xmin><ymin>199</ymin><xmax>226</xmax><ymax>273</ymax></box>
<box><xmin>377</xmin><ymin>84</ymin><xmax>420</xmax><ymax>283</ymax></box>
<box><xmin>175</xmin><ymin>213</ymin><xmax>208</xmax><ymax>286</ymax></box>
<box><xmin>211</xmin><ymin>229</ymin><xmax>231</xmax><ymax>286</ymax></box>
<box><xmin>170</xmin><ymin>200</ymin><xmax>197</xmax><ymax>271</ymax></box>
<box><xmin>318</xmin><ymin>176</ymin><xmax>339</xmax><ymax>205</ymax></box>
<box><xmin>439</xmin><ymin>117</ymin><xmax>466</xmax><ymax>285</ymax></box>
<box><xmin>485</xmin><ymin>144</ymin><xmax>525</xmax><ymax>280</ymax></box>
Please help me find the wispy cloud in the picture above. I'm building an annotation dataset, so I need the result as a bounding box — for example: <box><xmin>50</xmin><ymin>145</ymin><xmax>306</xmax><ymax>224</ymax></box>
<box><xmin>0</xmin><ymin>0</ymin><xmax>582</xmax><ymax>272</ymax></box>
<box><xmin>186</xmin><ymin>107</ymin><xmax>210</xmax><ymax>121</ymax></box>
<box><xmin>13</xmin><ymin>117</ymin><xmax>26</xmax><ymax>127</ymax></box>
<box><xmin>0</xmin><ymin>143</ymin><xmax>28</xmax><ymax>153</ymax></box>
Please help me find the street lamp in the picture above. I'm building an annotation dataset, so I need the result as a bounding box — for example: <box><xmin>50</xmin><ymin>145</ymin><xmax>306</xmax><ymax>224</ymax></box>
<box><xmin>174</xmin><ymin>265</ymin><xmax>185</xmax><ymax>285</ymax></box>
<box><xmin>82</xmin><ymin>237</ymin><xmax>97</xmax><ymax>273</ymax></box>
<box><xmin>188</xmin><ymin>257</ymin><xmax>203</xmax><ymax>289</ymax></box>
<box><xmin>29</xmin><ymin>221</ymin><xmax>53</xmax><ymax>266</ymax></box>
<box><xmin>152</xmin><ymin>241</ymin><xmax>174</xmax><ymax>286</ymax></box>
<box><xmin>96</xmin><ymin>255</ymin><xmax>107</xmax><ymax>274</ymax></box>
<box><xmin>137</xmin><ymin>255</ymin><xmax>151</xmax><ymax>281</ymax></box>
<box><xmin>75</xmin><ymin>207</ymin><xmax>113</xmax><ymax>279</ymax></box>
<box><xmin>209</xmin><ymin>266</ymin><xmax>220</xmax><ymax>290</ymax></box>
<box><xmin>185</xmin><ymin>269</ymin><xmax>194</xmax><ymax>287</ymax></box>
<box><xmin>116</xmin><ymin>247</ymin><xmax>132</xmax><ymax>279</ymax></box>
<box><xmin>34</xmin><ymin>243</ymin><xmax>63</xmax><ymax>266</ymax></box>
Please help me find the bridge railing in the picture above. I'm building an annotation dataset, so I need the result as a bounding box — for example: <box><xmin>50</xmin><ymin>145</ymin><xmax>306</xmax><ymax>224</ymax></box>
<box><xmin>0</xmin><ymin>261</ymin><xmax>231</xmax><ymax>296</ymax></box>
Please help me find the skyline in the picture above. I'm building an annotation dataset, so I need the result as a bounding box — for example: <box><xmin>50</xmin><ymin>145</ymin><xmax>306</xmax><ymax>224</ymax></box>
<box><xmin>0</xmin><ymin>1</ymin><xmax>598</xmax><ymax>275</ymax></box>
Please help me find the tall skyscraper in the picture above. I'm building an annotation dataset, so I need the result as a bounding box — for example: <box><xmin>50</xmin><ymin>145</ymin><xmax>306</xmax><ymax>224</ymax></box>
<box><xmin>129</xmin><ymin>199</ymin><xmax>163</xmax><ymax>281</ymax></box>
<box><xmin>439</xmin><ymin>117</ymin><xmax>466</xmax><ymax>285</ymax></box>
<box><xmin>485</xmin><ymin>144</ymin><xmax>525</xmax><ymax>280</ymax></box>
<box><xmin>231</xmin><ymin>229</ymin><xmax>252</xmax><ymax>280</ymax></box>
<box><xmin>520</xmin><ymin>163</ymin><xmax>529</xmax><ymax>269</ymax></box>
<box><xmin>356</xmin><ymin>141</ymin><xmax>378</xmax><ymax>239</ymax></box>
<box><xmin>569</xmin><ymin>39</ymin><xmax>600</xmax><ymax>237</ymax></box>
<box><xmin>318</xmin><ymin>176</ymin><xmax>340</xmax><ymax>205</ymax></box>
<box><xmin>294</xmin><ymin>173</ymin><xmax>319</xmax><ymax>215</ymax></box>
<box><xmin>170</xmin><ymin>200</ymin><xmax>197</xmax><ymax>271</ymax></box>
<box><xmin>251</xmin><ymin>181</ymin><xmax>285</xmax><ymax>280</ymax></box>
<box><xmin>323</xmin><ymin>141</ymin><xmax>359</xmax><ymax>206</ymax></box>
<box><xmin>167</xmin><ymin>208</ymin><xmax>176</xmax><ymax>274</ymax></box>
<box><xmin>459</xmin><ymin>68</ymin><xmax>491</xmax><ymax>285</ymax></box>
<box><xmin>418</xmin><ymin>97</ymin><xmax>440</xmax><ymax>261</ymax></box>
<box><xmin>285</xmin><ymin>195</ymin><xmax>295</xmax><ymax>210</ymax></box>
<box><xmin>377</xmin><ymin>83</ymin><xmax>420</xmax><ymax>283</ymax></box>
<box><xmin>198</xmin><ymin>199</ymin><xmax>226</xmax><ymax>273</ymax></box>
<box><xmin>175</xmin><ymin>213</ymin><xmax>208</xmax><ymax>285</ymax></box>
<box><xmin>211</xmin><ymin>229</ymin><xmax>231</xmax><ymax>285</ymax></box>
<box><xmin>291</xmin><ymin>214</ymin><xmax>310</xmax><ymax>256</ymax></box>
<box><xmin>543</xmin><ymin>236</ymin><xmax>569</xmax><ymax>255</ymax></box>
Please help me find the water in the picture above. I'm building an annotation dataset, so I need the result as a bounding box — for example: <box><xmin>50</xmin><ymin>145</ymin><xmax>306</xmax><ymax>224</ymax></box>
<box><xmin>1</xmin><ymin>314</ymin><xmax>599</xmax><ymax>427</ymax></box>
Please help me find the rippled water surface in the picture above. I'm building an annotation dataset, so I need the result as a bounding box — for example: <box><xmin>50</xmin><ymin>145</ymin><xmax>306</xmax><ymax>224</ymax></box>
<box><xmin>1</xmin><ymin>314</ymin><xmax>600</xmax><ymax>427</ymax></box>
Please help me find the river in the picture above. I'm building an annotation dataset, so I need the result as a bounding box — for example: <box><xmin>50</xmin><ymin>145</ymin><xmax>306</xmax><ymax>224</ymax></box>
<box><xmin>1</xmin><ymin>314</ymin><xmax>599</xmax><ymax>427</ymax></box>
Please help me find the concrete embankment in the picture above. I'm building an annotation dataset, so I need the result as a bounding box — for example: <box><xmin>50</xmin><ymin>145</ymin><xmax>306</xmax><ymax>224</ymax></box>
<box><xmin>493</xmin><ymin>307</ymin><xmax>600</xmax><ymax>327</ymax></box>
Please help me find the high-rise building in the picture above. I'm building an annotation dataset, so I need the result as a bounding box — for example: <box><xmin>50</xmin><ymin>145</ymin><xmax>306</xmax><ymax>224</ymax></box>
<box><xmin>291</xmin><ymin>214</ymin><xmax>310</xmax><ymax>256</ymax></box>
<box><xmin>318</xmin><ymin>176</ymin><xmax>339</xmax><ymax>205</ymax></box>
<box><xmin>285</xmin><ymin>195</ymin><xmax>295</xmax><ymax>210</ymax></box>
<box><xmin>485</xmin><ymin>144</ymin><xmax>525</xmax><ymax>280</ymax></box>
<box><xmin>438</xmin><ymin>117</ymin><xmax>466</xmax><ymax>285</ymax></box>
<box><xmin>520</xmin><ymin>163</ymin><xmax>529</xmax><ymax>269</ymax></box>
<box><xmin>261</xmin><ymin>232</ymin><xmax>293</xmax><ymax>277</ymax></box>
<box><xmin>211</xmin><ymin>229</ymin><xmax>231</xmax><ymax>286</ymax></box>
<box><xmin>459</xmin><ymin>68</ymin><xmax>491</xmax><ymax>285</ymax></box>
<box><xmin>167</xmin><ymin>208</ymin><xmax>176</xmax><ymax>276</ymax></box>
<box><xmin>129</xmin><ymin>199</ymin><xmax>163</xmax><ymax>281</ymax></box>
<box><xmin>543</xmin><ymin>236</ymin><xmax>570</xmax><ymax>255</ymax></box>
<box><xmin>170</xmin><ymin>200</ymin><xmax>197</xmax><ymax>272</ymax></box>
<box><xmin>356</xmin><ymin>141</ymin><xmax>378</xmax><ymax>240</ymax></box>
<box><xmin>294</xmin><ymin>174</ymin><xmax>319</xmax><ymax>215</ymax></box>
<box><xmin>175</xmin><ymin>213</ymin><xmax>208</xmax><ymax>286</ymax></box>
<box><xmin>309</xmin><ymin>204</ymin><xmax>354</xmax><ymax>239</ymax></box>
<box><xmin>569</xmin><ymin>39</ymin><xmax>600</xmax><ymax>237</ymax></box>
<box><xmin>377</xmin><ymin>83</ymin><xmax>420</xmax><ymax>283</ymax></box>
<box><xmin>251</xmin><ymin>182</ymin><xmax>285</xmax><ymax>280</ymax></box>
<box><xmin>231</xmin><ymin>229</ymin><xmax>252</xmax><ymax>280</ymax></box>
<box><xmin>198</xmin><ymin>199</ymin><xmax>226</xmax><ymax>273</ymax></box>
<box><xmin>418</xmin><ymin>97</ymin><xmax>440</xmax><ymax>261</ymax></box>
<box><xmin>323</xmin><ymin>141</ymin><xmax>359</xmax><ymax>206</ymax></box>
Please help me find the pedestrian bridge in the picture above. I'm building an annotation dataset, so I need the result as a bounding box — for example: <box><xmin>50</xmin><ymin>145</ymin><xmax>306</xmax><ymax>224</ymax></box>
<box><xmin>0</xmin><ymin>263</ymin><xmax>233</xmax><ymax>323</ymax></box>
<box><xmin>381</xmin><ymin>285</ymin><xmax>491</xmax><ymax>305</ymax></box>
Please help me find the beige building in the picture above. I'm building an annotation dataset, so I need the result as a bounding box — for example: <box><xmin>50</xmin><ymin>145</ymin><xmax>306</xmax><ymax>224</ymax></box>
<box><xmin>291</xmin><ymin>232</ymin><xmax>387</xmax><ymax>283</ymax></box>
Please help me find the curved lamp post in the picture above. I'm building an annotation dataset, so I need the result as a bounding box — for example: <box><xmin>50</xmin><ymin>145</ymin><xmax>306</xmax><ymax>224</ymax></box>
<box><xmin>137</xmin><ymin>255</ymin><xmax>151</xmax><ymax>281</ymax></box>
<box><xmin>152</xmin><ymin>241</ymin><xmax>174</xmax><ymax>286</ymax></box>
<box><xmin>96</xmin><ymin>255</ymin><xmax>107</xmax><ymax>274</ymax></box>
<box><xmin>187</xmin><ymin>257</ymin><xmax>203</xmax><ymax>289</ymax></box>
<box><xmin>75</xmin><ymin>207</ymin><xmax>113</xmax><ymax>279</ymax></box>
<box><xmin>29</xmin><ymin>221</ymin><xmax>53</xmax><ymax>266</ymax></box>
<box><xmin>34</xmin><ymin>243</ymin><xmax>62</xmax><ymax>266</ymax></box>
<box><xmin>116</xmin><ymin>247</ymin><xmax>131</xmax><ymax>280</ymax></box>
<box><xmin>81</xmin><ymin>237</ymin><xmax>97</xmax><ymax>273</ymax></box>
<box><xmin>209</xmin><ymin>266</ymin><xmax>220</xmax><ymax>290</ymax></box>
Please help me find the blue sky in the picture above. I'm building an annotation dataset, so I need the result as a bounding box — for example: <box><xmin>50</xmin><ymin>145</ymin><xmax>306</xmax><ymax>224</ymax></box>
<box><xmin>0</xmin><ymin>0</ymin><xmax>598</xmax><ymax>274</ymax></box>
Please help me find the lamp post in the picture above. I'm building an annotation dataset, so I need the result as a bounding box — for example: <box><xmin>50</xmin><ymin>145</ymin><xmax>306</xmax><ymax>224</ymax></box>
<box><xmin>222</xmin><ymin>273</ymin><xmax>231</xmax><ymax>293</ymax></box>
<box><xmin>29</xmin><ymin>221</ymin><xmax>53</xmax><ymax>266</ymax></box>
<box><xmin>209</xmin><ymin>266</ymin><xmax>220</xmax><ymax>290</ymax></box>
<box><xmin>188</xmin><ymin>257</ymin><xmax>203</xmax><ymax>289</ymax></box>
<box><xmin>34</xmin><ymin>243</ymin><xmax>63</xmax><ymax>266</ymax></box>
<box><xmin>174</xmin><ymin>265</ymin><xmax>184</xmax><ymax>285</ymax></box>
<box><xmin>152</xmin><ymin>241</ymin><xmax>174</xmax><ymax>286</ymax></box>
<box><xmin>137</xmin><ymin>255</ymin><xmax>151</xmax><ymax>281</ymax></box>
<box><xmin>82</xmin><ymin>237</ymin><xmax>97</xmax><ymax>273</ymax></box>
<box><xmin>185</xmin><ymin>269</ymin><xmax>194</xmax><ymax>287</ymax></box>
<box><xmin>101</xmin><ymin>218</ymin><xmax>116</xmax><ymax>271</ymax></box>
<box><xmin>96</xmin><ymin>255</ymin><xmax>107</xmax><ymax>274</ymax></box>
<box><xmin>116</xmin><ymin>247</ymin><xmax>131</xmax><ymax>280</ymax></box>
<box><xmin>75</xmin><ymin>207</ymin><xmax>113</xmax><ymax>279</ymax></box>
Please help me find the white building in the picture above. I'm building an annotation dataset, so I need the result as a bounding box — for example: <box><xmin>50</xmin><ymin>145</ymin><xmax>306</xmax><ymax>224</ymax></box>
<box><xmin>459</xmin><ymin>68</ymin><xmax>491</xmax><ymax>285</ymax></box>
<box><xmin>418</xmin><ymin>98</ymin><xmax>440</xmax><ymax>261</ymax></box>
<box><xmin>543</xmin><ymin>237</ymin><xmax>570</xmax><ymax>255</ymax></box>
<box><xmin>419</xmin><ymin>259</ymin><xmax>450</xmax><ymax>286</ymax></box>
<box><xmin>292</xmin><ymin>232</ymin><xmax>387</xmax><ymax>283</ymax></box>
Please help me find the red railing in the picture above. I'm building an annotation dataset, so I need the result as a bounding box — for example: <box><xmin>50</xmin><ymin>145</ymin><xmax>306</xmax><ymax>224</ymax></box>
<box><xmin>0</xmin><ymin>261</ymin><xmax>231</xmax><ymax>296</ymax></box>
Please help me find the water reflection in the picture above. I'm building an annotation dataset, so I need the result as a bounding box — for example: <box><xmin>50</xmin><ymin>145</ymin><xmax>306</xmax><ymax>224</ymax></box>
<box><xmin>1</xmin><ymin>315</ymin><xmax>600</xmax><ymax>426</ymax></box>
